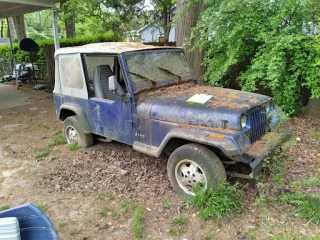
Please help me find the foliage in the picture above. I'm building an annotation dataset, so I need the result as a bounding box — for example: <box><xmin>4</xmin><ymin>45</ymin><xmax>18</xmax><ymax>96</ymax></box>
<box><xmin>0</xmin><ymin>32</ymin><xmax>120</xmax><ymax>65</ymax></box>
<box><xmin>47</xmin><ymin>131</ymin><xmax>66</xmax><ymax>147</ymax></box>
<box><xmin>279</xmin><ymin>191</ymin><xmax>320</xmax><ymax>224</ymax></box>
<box><xmin>189</xmin><ymin>183</ymin><xmax>243</xmax><ymax>220</ymax></box>
<box><xmin>132</xmin><ymin>205</ymin><xmax>144</xmax><ymax>239</ymax></box>
<box><xmin>34</xmin><ymin>147</ymin><xmax>50</xmax><ymax>159</ymax></box>
<box><xmin>189</xmin><ymin>0</ymin><xmax>320</xmax><ymax>116</ymax></box>
<box><xmin>169</xmin><ymin>215</ymin><xmax>185</xmax><ymax>235</ymax></box>
<box><xmin>67</xmin><ymin>142</ymin><xmax>79</xmax><ymax>151</ymax></box>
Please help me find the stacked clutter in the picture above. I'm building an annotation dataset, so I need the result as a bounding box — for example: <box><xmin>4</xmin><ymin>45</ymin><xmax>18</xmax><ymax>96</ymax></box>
<box><xmin>0</xmin><ymin>217</ymin><xmax>21</xmax><ymax>240</ymax></box>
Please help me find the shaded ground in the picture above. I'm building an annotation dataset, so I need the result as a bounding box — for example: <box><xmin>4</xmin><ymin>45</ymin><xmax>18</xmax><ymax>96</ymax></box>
<box><xmin>0</xmin><ymin>83</ymin><xmax>319</xmax><ymax>239</ymax></box>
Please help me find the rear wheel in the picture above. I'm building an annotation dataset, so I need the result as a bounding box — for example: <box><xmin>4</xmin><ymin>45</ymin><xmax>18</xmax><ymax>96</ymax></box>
<box><xmin>167</xmin><ymin>143</ymin><xmax>226</xmax><ymax>198</ymax></box>
<box><xmin>62</xmin><ymin>116</ymin><xmax>93</xmax><ymax>148</ymax></box>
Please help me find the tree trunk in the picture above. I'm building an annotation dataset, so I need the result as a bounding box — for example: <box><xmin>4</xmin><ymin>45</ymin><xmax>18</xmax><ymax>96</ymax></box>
<box><xmin>176</xmin><ymin>0</ymin><xmax>206</xmax><ymax>84</ymax></box>
<box><xmin>61</xmin><ymin>0</ymin><xmax>76</xmax><ymax>39</ymax></box>
<box><xmin>12</xmin><ymin>15</ymin><xmax>27</xmax><ymax>43</ymax></box>
<box><xmin>305</xmin><ymin>98</ymin><xmax>320</xmax><ymax>118</ymax></box>
<box><xmin>8</xmin><ymin>17</ymin><xmax>16</xmax><ymax>41</ymax></box>
<box><xmin>0</xmin><ymin>19</ymin><xmax>4</xmax><ymax>38</ymax></box>
<box><xmin>163</xmin><ymin>4</ymin><xmax>169</xmax><ymax>46</ymax></box>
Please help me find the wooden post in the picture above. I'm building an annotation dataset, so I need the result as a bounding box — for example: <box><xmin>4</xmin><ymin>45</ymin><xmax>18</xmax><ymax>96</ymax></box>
<box><xmin>45</xmin><ymin>44</ymin><xmax>55</xmax><ymax>92</ymax></box>
<box><xmin>6</xmin><ymin>17</ymin><xmax>19</xmax><ymax>89</ymax></box>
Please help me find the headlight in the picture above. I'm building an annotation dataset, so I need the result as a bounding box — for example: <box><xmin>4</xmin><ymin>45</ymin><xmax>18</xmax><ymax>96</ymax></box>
<box><xmin>266</xmin><ymin>102</ymin><xmax>271</xmax><ymax>112</ymax></box>
<box><xmin>241</xmin><ymin>115</ymin><xmax>247</xmax><ymax>129</ymax></box>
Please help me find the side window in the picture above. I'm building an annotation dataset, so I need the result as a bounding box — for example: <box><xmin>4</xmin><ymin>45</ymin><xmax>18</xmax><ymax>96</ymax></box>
<box><xmin>83</xmin><ymin>54</ymin><xmax>127</xmax><ymax>101</ymax></box>
<box><xmin>58</xmin><ymin>54</ymin><xmax>88</xmax><ymax>99</ymax></box>
<box><xmin>59</xmin><ymin>55</ymin><xmax>83</xmax><ymax>89</ymax></box>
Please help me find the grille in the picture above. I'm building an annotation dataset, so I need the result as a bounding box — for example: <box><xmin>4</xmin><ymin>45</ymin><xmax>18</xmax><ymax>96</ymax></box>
<box><xmin>249</xmin><ymin>106</ymin><xmax>267</xmax><ymax>143</ymax></box>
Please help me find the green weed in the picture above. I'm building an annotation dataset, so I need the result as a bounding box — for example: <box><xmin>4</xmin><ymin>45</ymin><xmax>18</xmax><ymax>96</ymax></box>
<box><xmin>32</xmin><ymin>124</ymin><xmax>48</xmax><ymax>131</ymax></box>
<box><xmin>189</xmin><ymin>183</ymin><xmax>243</xmax><ymax>220</ymax></box>
<box><xmin>57</xmin><ymin>221</ymin><xmax>67</xmax><ymax>229</ymax></box>
<box><xmin>310</xmin><ymin>132</ymin><xmax>320</xmax><ymax>138</ymax></box>
<box><xmin>254</xmin><ymin>182</ymin><xmax>269</xmax><ymax>207</ymax></box>
<box><xmin>100</xmin><ymin>206</ymin><xmax>120</xmax><ymax>220</ymax></box>
<box><xmin>290</xmin><ymin>175</ymin><xmax>320</xmax><ymax>188</ymax></box>
<box><xmin>169</xmin><ymin>216</ymin><xmax>185</xmax><ymax>235</ymax></box>
<box><xmin>48</xmin><ymin>131</ymin><xmax>65</xmax><ymax>147</ymax></box>
<box><xmin>161</xmin><ymin>200</ymin><xmax>170</xmax><ymax>206</ymax></box>
<box><xmin>283</xmin><ymin>140</ymin><xmax>297</xmax><ymax>148</ymax></box>
<box><xmin>106</xmin><ymin>192</ymin><xmax>115</xmax><ymax>200</ymax></box>
<box><xmin>132</xmin><ymin>205</ymin><xmax>144</xmax><ymax>239</ymax></box>
<box><xmin>69</xmin><ymin>228</ymin><xmax>78</xmax><ymax>235</ymax></box>
<box><xmin>279</xmin><ymin>191</ymin><xmax>320</xmax><ymax>224</ymax></box>
<box><xmin>67</xmin><ymin>142</ymin><xmax>79</xmax><ymax>151</ymax></box>
<box><xmin>263</xmin><ymin>154</ymin><xmax>292</xmax><ymax>184</ymax></box>
<box><xmin>35</xmin><ymin>204</ymin><xmax>48</xmax><ymax>213</ymax></box>
<box><xmin>46</xmin><ymin>156</ymin><xmax>56</xmax><ymax>163</ymax></box>
<box><xmin>34</xmin><ymin>147</ymin><xmax>49</xmax><ymax>159</ymax></box>
<box><xmin>0</xmin><ymin>205</ymin><xmax>10</xmax><ymax>211</ymax></box>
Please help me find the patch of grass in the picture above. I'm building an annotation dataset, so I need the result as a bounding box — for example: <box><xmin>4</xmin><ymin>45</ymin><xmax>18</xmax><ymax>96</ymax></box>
<box><xmin>121</xmin><ymin>200</ymin><xmax>138</xmax><ymax>215</ymax></box>
<box><xmin>290</xmin><ymin>175</ymin><xmax>320</xmax><ymax>188</ymax></box>
<box><xmin>254</xmin><ymin>182</ymin><xmax>269</xmax><ymax>207</ymax></box>
<box><xmin>106</xmin><ymin>192</ymin><xmax>115</xmax><ymax>200</ymax></box>
<box><xmin>32</xmin><ymin>123</ymin><xmax>48</xmax><ymax>131</ymax></box>
<box><xmin>279</xmin><ymin>191</ymin><xmax>320</xmax><ymax>224</ymax></box>
<box><xmin>310</xmin><ymin>132</ymin><xmax>320</xmax><ymax>138</ymax></box>
<box><xmin>161</xmin><ymin>199</ymin><xmax>170</xmax><ymax>206</ymax></box>
<box><xmin>48</xmin><ymin>131</ymin><xmax>65</xmax><ymax>147</ymax></box>
<box><xmin>283</xmin><ymin>140</ymin><xmax>297</xmax><ymax>148</ymax></box>
<box><xmin>263</xmin><ymin>154</ymin><xmax>292</xmax><ymax>184</ymax></box>
<box><xmin>246</xmin><ymin>228</ymin><xmax>258</xmax><ymax>240</ymax></box>
<box><xmin>189</xmin><ymin>183</ymin><xmax>243</xmax><ymax>220</ymax></box>
<box><xmin>67</xmin><ymin>142</ymin><xmax>79</xmax><ymax>151</ymax></box>
<box><xmin>35</xmin><ymin>204</ymin><xmax>48</xmax><ymax>214</ymax></box>
<box><xmin>169</xmin><ymin>215</ymin><xmax>185</xmax><ymax>235</ymax></box>
<box><xmin>46</xmin><ymin>156</ymin><xmax>56</xmax><ymax>163</ymax></box>
<box><xmin>0</xmin><ymin>205</ymin><xmax>10</xmax><ymax>211</ymax></box>
<box><xmin>57</xmin><ymin>221</ymin><xmax>67</xmax><ymax>229</ymax></box>
<box><xmin>69</xmin><ymin>228</ymin><xmax>78</xmax><ymax>235</ymax></box>
<box><xmin>132</xmin><ymin>205</ymin><xmax>144</xmax><ymax>239</ymax></box>
<box><xmin>100</xmin><ymin>206</ymin><xmax>120</xmax><ymax>220</ymax></box>
<box><xmin>34</xmin><ymin>147</ymin><xmax>49</xmax><ymax>159</ymax></box>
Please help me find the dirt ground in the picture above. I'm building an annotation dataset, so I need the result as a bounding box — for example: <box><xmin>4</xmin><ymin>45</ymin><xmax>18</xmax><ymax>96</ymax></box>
<box><xmin>0</xmin><ymin>83</ymin><xmax>319</xmax><ymax>240</ymax></box>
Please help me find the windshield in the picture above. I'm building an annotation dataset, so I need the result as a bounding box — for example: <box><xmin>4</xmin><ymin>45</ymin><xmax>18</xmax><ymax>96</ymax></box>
<box><xmin>124</xmin><ymin>50</ymin><xmax>194</xmax><ymax>91</ymax></box>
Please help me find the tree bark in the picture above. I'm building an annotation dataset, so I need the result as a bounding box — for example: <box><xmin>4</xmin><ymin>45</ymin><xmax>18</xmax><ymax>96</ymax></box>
<box><xmin>176</xmin><ymin>0</ymin><xmax>206</xmax><ymax>84</ymax></box>
<box><xmin>61</xmin><ymin>0</ymin><xmax>76</xmax><ymax>39</ymax></box>
<box><xmin>12</xmin><ymin>15</ymin><xmax>27</xmax><ymax>43</ymax></box>
<box><xmin>0</xmin><ymin>19</ymin><xmax>4</xmax><ymax>38</ymax></box>
<box><xmin>305</xmin><ymin>98</ymin><xmax>320</xmax><ymax>118</ymax></box>
<box><xmin>8</xmin><ymin>17</ymin><xmax>16</xmax><ymax>41</ymax></box>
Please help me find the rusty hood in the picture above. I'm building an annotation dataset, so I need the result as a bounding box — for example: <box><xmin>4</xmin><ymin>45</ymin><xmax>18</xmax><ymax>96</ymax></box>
<box><xmin>136</xmin><ymin>84</ymin><xmax>271</xmax><ymax>131</ymax></box>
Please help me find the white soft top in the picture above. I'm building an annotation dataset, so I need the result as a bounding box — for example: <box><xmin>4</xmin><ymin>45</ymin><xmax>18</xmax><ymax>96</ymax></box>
<box><xmin>55</xmin><ymin>42</ymin><xmax>176</xmax><ymax>56</ymax></box>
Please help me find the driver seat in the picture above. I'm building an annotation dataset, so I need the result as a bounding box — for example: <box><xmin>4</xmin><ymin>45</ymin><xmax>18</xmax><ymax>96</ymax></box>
<box><xmin>93</xmin><ymin>65</ymin><xmax>119</xmax><ymax>100</ymax></box>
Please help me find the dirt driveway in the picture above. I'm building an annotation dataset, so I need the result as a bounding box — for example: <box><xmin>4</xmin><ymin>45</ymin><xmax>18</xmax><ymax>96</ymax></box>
<box><xmin>0</xmin><ymin>84</ymin><xmax>319</xmax><ymax>239</ymax></box>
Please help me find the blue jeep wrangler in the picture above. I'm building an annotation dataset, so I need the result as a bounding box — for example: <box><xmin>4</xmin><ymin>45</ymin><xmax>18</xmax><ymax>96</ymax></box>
<box><xmin>53</xmin><ymin>42</ymin><xmax>290</xmax><ymax>198</ymax></box>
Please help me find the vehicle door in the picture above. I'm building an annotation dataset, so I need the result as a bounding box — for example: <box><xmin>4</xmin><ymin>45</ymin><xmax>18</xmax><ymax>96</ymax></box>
<box><xmin>83</xmin><ymin>54</ymin><xmax>133</xmax><ymax>143</ymax></box>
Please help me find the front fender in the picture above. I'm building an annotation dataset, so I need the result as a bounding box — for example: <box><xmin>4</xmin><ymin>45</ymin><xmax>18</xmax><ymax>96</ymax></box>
<box><xmin>133</xmin><ymin>127</ymin><xmax>251</xmax><ymax>158</ymax></box>
<box><xmin>58</xmin><ymin>103</ymin><xmax>92</xmax><ymax>134</ymax></box>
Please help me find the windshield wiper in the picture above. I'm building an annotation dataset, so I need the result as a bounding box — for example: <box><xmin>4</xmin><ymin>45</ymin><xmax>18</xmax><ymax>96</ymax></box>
<box><xmin>158</xmin><ymin>66</ymin><xmax>182</xmax><ymax>83</ymax></box>
<box><xmin>128</xmin><ymin>71</ymin><xmax>157</xmax><ymax>86</ymax></box>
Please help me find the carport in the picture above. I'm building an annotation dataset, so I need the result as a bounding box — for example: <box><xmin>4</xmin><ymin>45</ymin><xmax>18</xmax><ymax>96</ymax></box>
<box><xmin>0</xmin><ymin>0</ymin><xmax>61</xmax><ymax>88</ymax></box>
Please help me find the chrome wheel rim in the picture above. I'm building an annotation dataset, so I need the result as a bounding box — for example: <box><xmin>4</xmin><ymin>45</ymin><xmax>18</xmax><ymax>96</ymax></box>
<box><xmin>175</xmin><ymin>159</ymin><xmax>208</xmax><ymax>196</ymax></box>
<box><xmin>65</xmin><ymin>126</ymin><xmax>79</xmax><ymax>143</ymax></box>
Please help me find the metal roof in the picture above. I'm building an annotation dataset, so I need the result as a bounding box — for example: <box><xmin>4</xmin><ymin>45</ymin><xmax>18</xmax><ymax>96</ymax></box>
<box><xmin>54</xmin><ymin>42</ymin><xmax>176</xmax><ymax>56</ymax></box>
<box><xmin>0</xmin><ymin>0</ymin><xmax>61</xmax><ymax>18</ymax></box>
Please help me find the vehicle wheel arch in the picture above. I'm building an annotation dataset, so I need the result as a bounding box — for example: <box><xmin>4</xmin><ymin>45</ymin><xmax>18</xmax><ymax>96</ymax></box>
<box><xmin>58</xmin><ymin>104</ymin><xmax>92</xmax><ymax>134</ymax></box>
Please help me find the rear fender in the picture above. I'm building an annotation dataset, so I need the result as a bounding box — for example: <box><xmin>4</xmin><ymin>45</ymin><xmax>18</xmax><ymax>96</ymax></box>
<box><xmin>58</xmin><ymin>103</ymin><xmax>92</xmax><ymax>134</ymax></box>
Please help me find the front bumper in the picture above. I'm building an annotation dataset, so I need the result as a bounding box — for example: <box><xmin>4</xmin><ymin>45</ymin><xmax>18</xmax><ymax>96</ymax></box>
<box><xmin>227</xmin><ymin>130</ymin><xmax>292</xmax><ymax>179</ymax></box>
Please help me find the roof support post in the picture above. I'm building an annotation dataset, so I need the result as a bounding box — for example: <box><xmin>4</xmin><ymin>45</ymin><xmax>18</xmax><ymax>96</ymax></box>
<box><xmin>52</xmin><ymin>8</ymin><xmax>60</xmax><ymax>50</ymax></box>
<box><xmin>6</xmin><ymin>17</ymin><xmax>19</xmax><ymax>89</ymax></box>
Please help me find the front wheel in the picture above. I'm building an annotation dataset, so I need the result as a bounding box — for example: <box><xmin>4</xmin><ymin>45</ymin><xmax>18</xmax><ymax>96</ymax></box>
<box><xmin>167</xmin><ymin>143</ymin><xmax>226</xmax><ymax>198</ymax></box>
<box><xmin>62</xmin><ymin>116</ymin><xmax>93</xmax><ymax>148</ymax></box>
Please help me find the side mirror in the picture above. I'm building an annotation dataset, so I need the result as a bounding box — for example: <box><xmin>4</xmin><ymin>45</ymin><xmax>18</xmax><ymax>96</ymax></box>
<box><xmin>109</xmin><ymin>75</ymin><xmax>116</xmax><ymax>91</ymax></box>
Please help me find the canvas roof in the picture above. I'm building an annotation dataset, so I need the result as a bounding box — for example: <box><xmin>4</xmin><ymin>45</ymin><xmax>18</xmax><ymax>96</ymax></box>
<box><xmin>54</xmin><ymin>42</ymin><xmax>176</xmax><ymax>56</ymax></box>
